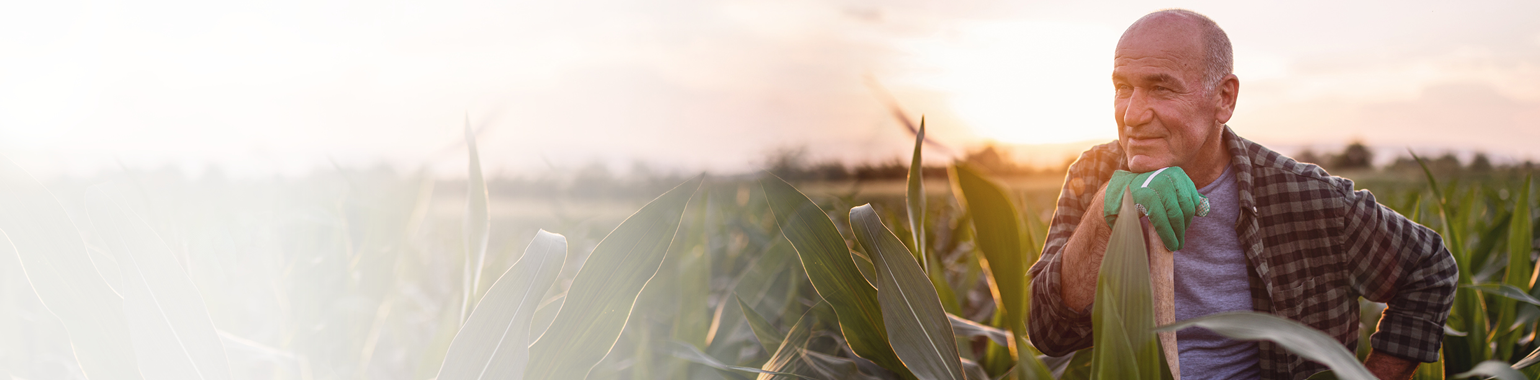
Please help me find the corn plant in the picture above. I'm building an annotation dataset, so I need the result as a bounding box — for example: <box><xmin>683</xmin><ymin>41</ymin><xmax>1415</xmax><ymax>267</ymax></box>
<box><xmin>3</xmin><ymin>114</ymin><xmax>1537</xmax><ymax>380</ymax></box>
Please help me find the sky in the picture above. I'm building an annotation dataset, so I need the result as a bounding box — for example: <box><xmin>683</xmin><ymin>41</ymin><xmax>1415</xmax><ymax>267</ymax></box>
<box><xmin>0</xmin><ymin>0</ymin><xmax>1536</xmax><ymax>178</ymax></box>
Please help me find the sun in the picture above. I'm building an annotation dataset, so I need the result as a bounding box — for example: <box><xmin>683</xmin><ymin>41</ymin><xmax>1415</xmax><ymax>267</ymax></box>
<box><xmin>898</xmin><ymin>20</ymin><xmax>1125</xmax><ymax>145</ymax></box>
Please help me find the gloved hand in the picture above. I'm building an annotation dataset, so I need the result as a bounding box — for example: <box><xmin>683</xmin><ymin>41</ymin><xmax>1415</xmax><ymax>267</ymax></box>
<box><xmin>1102</xmin><ymin>167</ymin><xmax>1210</xmax><ymax>251</ymax></box>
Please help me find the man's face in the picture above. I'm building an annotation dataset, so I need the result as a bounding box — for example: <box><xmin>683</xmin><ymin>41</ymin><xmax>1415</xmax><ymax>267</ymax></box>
<box><xmin>1112</xmin><ymin>18</ymin><xmax>1223</xmax><ymax>172</ymax></box>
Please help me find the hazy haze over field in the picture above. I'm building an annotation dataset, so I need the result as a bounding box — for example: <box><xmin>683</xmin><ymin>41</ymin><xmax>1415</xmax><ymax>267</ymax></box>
<box><xmin>1</xmin><ymin>0</ymin><xmax>1536</xmax><ymax>178</ymax></box>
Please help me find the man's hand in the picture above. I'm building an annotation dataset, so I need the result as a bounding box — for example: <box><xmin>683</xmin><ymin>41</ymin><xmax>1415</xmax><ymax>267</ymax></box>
<box><xmin>1103</xmin><ymin>167</ymin><xmax>1210</xmax><ymax>251</ymax></box>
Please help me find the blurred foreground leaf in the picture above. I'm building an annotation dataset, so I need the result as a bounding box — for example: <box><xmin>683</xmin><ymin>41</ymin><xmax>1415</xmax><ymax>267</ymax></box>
<box><xmin>524</xmin><ymin>176</ymin><xmax>702</xmax><ymax>379</ymax></box>
<box><xmin>463</xmin><ymin>117</ymin><xmax>492</xmax><ymax>323</ymax></box>
<box><xmin>1453</xmin><ymin>360</ymin><xmax>1526</xmax><ymax>380</ymax></box>
<box><xmin>1089</xmin><ymin>189</ymin><xmax>1166</xmax><ymax>380</ymax></box>
<box><xmin>438</xmin><ymin>230</ymin><xmax>566</xmax><ymax>380</ymax></box>
<box><xmin>1156</xmin><ymin>312</ymin><xmax>1373</xmax><ymax>380</ymax></box>
<box><xmin>0</xmin><ymin>157</ymin><xmax>143</xmax><ymax>380</ymax></box>
<box><xmin>85</xmin><ymin>187</ymin><xmax>232</xmax><ymax>380</ymax></box>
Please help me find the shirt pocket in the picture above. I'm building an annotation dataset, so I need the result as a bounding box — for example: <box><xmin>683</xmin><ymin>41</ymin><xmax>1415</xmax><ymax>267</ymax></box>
<box><xmin>1271</xmin><ymin>277</ymin><xmax>1320</xmax><ymax>319</ymax></box>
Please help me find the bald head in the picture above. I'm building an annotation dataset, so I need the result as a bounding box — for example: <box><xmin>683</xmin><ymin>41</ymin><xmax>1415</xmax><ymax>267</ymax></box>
<box><xmin>1119</xmin><ymin>9</ymin><xmax>1232</xmax><ymax>91</ymax></box>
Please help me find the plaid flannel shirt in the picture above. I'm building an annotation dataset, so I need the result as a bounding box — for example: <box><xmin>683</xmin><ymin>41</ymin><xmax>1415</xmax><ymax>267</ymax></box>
<box><xmin>1026</xmin><ymin>126</ymin><xmax>1458</xmax><ymax>379</ymax></box>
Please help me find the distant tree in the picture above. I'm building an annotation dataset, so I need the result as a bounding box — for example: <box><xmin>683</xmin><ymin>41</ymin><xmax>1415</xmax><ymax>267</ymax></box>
<box><xmin>1432</xmin><ymin>153</ymin><xmax>1462</xmax><ymax>172</ymax></box>
<box><xmin>1469</xmin><ymin>152</ymin><xmax>1493</xmax><ymax>172</ymax></box>
<box><xmin>1294</xmin><ymin>148</ymin><xmax>1324</xmax><ymax>166</ymax></box>
<box><xmin>964</xmin><ymin>144</ymin><xmax>1027</xmax><ymax>175</ymax></box>
<box><xmin>1331</xmin><ymin>141</ymin><xmax>1374</xmax><ymax>170</ymax></box>
<box><xmin>764</xmin><ymin>146</ymin><xmax>810</xmax><ymax>179</ymax></box>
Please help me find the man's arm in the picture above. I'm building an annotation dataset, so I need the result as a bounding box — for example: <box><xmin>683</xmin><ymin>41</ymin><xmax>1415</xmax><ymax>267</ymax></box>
<box><xmin>1059</xmin><ymin>185</ymin><xmax>1111</xmax><ymax>312</ymax></box>
<box><xmin>1338</xmin><ymin>183</ymin><xmax>1459</xmax><ymax>365</ymax></box>
<box><xmin>1364</xmin><ymin>351</ymin><xmax>1418</xmax><ymax>380</ymax></box>
<box><xmin>1027</xmin><ymin>149</ymin><xmax>1120</xmax><ymax>356</ymax></box>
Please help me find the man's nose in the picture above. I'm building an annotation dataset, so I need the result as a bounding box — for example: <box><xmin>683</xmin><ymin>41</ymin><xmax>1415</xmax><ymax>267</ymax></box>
<box><xmin>1122</xmin><ymin>88</ymin><xmax>1154</xmax><ymax>127</ymax></box>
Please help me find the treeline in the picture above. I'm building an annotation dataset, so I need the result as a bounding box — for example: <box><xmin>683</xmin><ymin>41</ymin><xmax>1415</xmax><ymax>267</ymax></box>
<box><xmin>766</xmin><ymin>144</ymin><xmax>1068</xmax><ymax>182</ymax></box>
<box><xmin>1296</xmin><ymin>141</ymin><xmax>1535</xmax><ymax>175</ymax></box>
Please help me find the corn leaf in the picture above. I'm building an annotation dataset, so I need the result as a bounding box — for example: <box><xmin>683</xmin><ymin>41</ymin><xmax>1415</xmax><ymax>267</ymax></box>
<box><xmin>666</xmin><ymin>340</ymin><xmax>811</xmax><ymax>379</ymax></box>
<box><xmin>1464</xmin><ymin>284</ymin><xmax>1540</xmax><ymax>307</ymax></box>
<box><xmin>0</xmin><ymin>157</ymin><xmax>143</xmax><ymax>380</ymax></box>
<box><xmin>1495</xmin><ymin>177</ymin><xmax>1532</xmax><ymax>359</ymax></box>
<box><xmin>1412</xmin><ymin>348</ymin><xmax>1444</xmax><ymax>380</ymax></box>
<box><xmin>907</xmin><ymin>118</ymin><xmax>927</xmax><ymax>269</ymax></box>
<box><xmin>947</xmin><ymin>313</ymin><xmax>1011</xmax><ymax>347</ymax></box>
<box><xmin>949</xmin><ymin>164</ymin><xmax>1029</xmax><ymax>375</ymax></box>
<box><xmin>1156</xmin><ymin>312</ymin><xmax>1374</xmax><ymax>380</ymax></box>
<box><xmin>1089</xmin><ymin>188</ymin><xmax>1164</xmax><ymax>380</ymax></box>
<box><xmin>438</xmin><ymin>230</ymin><xmax>566</xmax><ymax>380</ymax></box>
<box><xmin>759</xmin><ymin>303</ymin><xmax>822</xmax><ymax>379</ymax></box>
<box><xmin>1453</xmin><ymin>360</ymin><xmax>1527</xmax><ymax>380</ymax></box>
<box><xmin>739</xmin><ymin>294</ymin><xmax>784</xmax><ymax>353</ymax></box>
<box><xmin>524</xmin><ymin>176</ymin><xmax>702</xmax><ymax>379</ymax></box>
<box><xmin>1413</xmin><ymin>151</ymin><xmax>1488</xmax><ymax>369</ymax></box>
<box><xmin>1514</xmin><ymin>345</ymin><xmax>1540</xmax><ymax>369</ymax></box>
<box><xmin>759</xmin><ymin>173</ymin><xmax>914</xmax><ymax>379</ymax></box>
<box><xmin>463</xmin><ymin>117</ymin><xmax>492</xmax><ymax>323</ymax></box>
<box><xmin>852</xmin><ymin>204</ymin><xmax>966</xmax><ymax>380</ymax></box>
<box><xmin>84</xmin><ymin>187</ymin><xmax>232</xmax><ymax>380</ymax></box>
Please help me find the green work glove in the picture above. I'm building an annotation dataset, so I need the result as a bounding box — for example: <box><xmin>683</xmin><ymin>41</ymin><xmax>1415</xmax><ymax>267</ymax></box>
<box><xmin>1102</xmin><ymin>167</ymin><xmax>1210</xmax><ymax>251</ymax></box>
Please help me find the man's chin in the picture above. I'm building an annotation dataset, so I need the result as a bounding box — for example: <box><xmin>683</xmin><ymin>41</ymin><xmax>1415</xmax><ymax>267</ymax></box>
<box><xmin>1126</xmin><ymin>155</ymin><xmax>1170</xmax><ymax>173</ymax></box>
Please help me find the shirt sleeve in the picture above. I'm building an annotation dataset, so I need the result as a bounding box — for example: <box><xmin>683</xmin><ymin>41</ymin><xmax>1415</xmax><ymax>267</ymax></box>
<box><xmin>1027</xmin><ymin>144</ymin><xmax>1118</xmax><ymax>357</ymax></box>
<box><xmin>1337</xmin><ymin>181</ymin><xmax>1458</xmax><ymax>363</ymax></box>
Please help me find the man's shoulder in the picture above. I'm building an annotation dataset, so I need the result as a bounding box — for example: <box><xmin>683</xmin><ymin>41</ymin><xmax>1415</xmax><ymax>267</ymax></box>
<box><xmin>1230</xmin><ymin>133</ymin><xmax>1356</xmax><ymax>200</ymax></box>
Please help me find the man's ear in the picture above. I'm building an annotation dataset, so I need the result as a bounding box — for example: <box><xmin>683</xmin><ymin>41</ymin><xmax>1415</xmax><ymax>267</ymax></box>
<box><xmin>1214</xmin><ymin>74</ymin><xmax>1239</xmax><ymax>124</ymax></box>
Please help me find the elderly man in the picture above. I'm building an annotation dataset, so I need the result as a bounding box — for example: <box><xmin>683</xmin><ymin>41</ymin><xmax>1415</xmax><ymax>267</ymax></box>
<box><xmin>1026</xmin><ymin>9</ymin><xmax>1456</xmax><ymax>380</ymax></box>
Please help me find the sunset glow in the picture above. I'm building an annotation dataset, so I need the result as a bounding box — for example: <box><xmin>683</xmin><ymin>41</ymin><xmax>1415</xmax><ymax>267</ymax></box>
<box><xmin>898</xmin><ymin>20</ymin><xmax>1124</xmax><ymax>145</ymax></box>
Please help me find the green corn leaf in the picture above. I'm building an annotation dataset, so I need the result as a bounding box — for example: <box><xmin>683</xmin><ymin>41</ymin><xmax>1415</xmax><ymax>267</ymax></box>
<box><xmin>1412</xmin><ymin>348</ymin><xmax>1443</xmax><ymax>380</ymax></box>
<box><xmin>1412</xmin><ymin>151</ymin><xmax>1488</xmax><ymax>369</ymax></box>
<box><xmin>760</xmin><ymin>303</ymin><xmax>823</xmax><ymax>379</ymax></box>
<box><xmin>947</xmin><ymin>313</ymin><xmax>1011</xmax><ymax>347</ymax></box>
<box><xmin>739</xmin><ymin>294</ymin><xmax>785</xmax><ymax>354</ymax></box>
<box><xmin>438</xmin><ymin>230</ymin><xmax>566</xmax><ymax>380</ymax></box>
<box><xmin>1453</xmin><ymin>360</ymin><xmax>1527</xmax><ymax>380</ymax></box>
<box><xmin>1513</xmin><ymin>344</ymin><xmax>1540</xmax><ymax>369</ymax></box>
<box><xmin>949</xmin><ymin>164</ymin><xmax>1029</xmax><ymax>375</ymax></box>
<box><xmin>463</xmin><ymin>116</ymin><xmax>492</xmax><ymax>323</ymax></box>
<box><xmin>908</xmin><ymin>117</ymin><xmax>927</xmax><ymax>270</ymax></box>
<box><xmin>1495</xmin><ymin>177</ymin><xmax>1533</xmax><ymax>359</ymax></box>
<box><xmin>0</xmin><ymin>157</ymin><xmax>143</xmax><ymax>380</ymax></box>
<box><xmin>666</xmin><ymin>340</ymin><xmax>811</xmax><ymax>379</ymax></box>
<box><xmin>524</xmin><ymin>176</ymin><xmax>702</xmax><ymax>379</ymax></box>
<box><xmin>83</xmin><ymin>187</ymin><xmax>232</xmax><ymax>380</ymax></box>
<box><xmin>1055</xmin><ymin>348</ymin><xmax>1093</xmax><ymax>380</ymax></box>
<box><xmin>960</xmin><ymin>358</ymin><xmax>990</xmax><ymax>380</ymax></box>
<box><xmin>759</xmin><ymin>173</ymin><xmax>915</xmax><ymax>379</ymax></box>
<box><xmin>1090</xmin><ymin>188</ymin><xmax>1165</xmax><ymax>380</ymax></box>
<box><xmin>1156</xmin><ymin>312</ymin><xmax>1374</xmax><ymax>380</ymax></box>
<box><xmin>1463</xmin><ymin>284</ymin><xmax>1540</xmax><ymax>307</ymax></box>
<box><xmin>852</xmin><ymin>204</ymin><xmax>967</xmax><ymax>380</ymax></box>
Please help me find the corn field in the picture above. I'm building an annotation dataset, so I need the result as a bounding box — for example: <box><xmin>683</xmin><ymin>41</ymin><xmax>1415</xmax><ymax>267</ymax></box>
<box><xmin>1</xmin><ymin>123</ymin><xmax>1537</xmax><ymax>380</ymax></box>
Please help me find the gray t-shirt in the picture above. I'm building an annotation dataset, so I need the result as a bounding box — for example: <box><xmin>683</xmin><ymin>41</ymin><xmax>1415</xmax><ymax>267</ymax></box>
<box><xmin>1173</xmin><ymin>165</ymin><xmax>1260</xmax><ymax>379</ymax></box>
